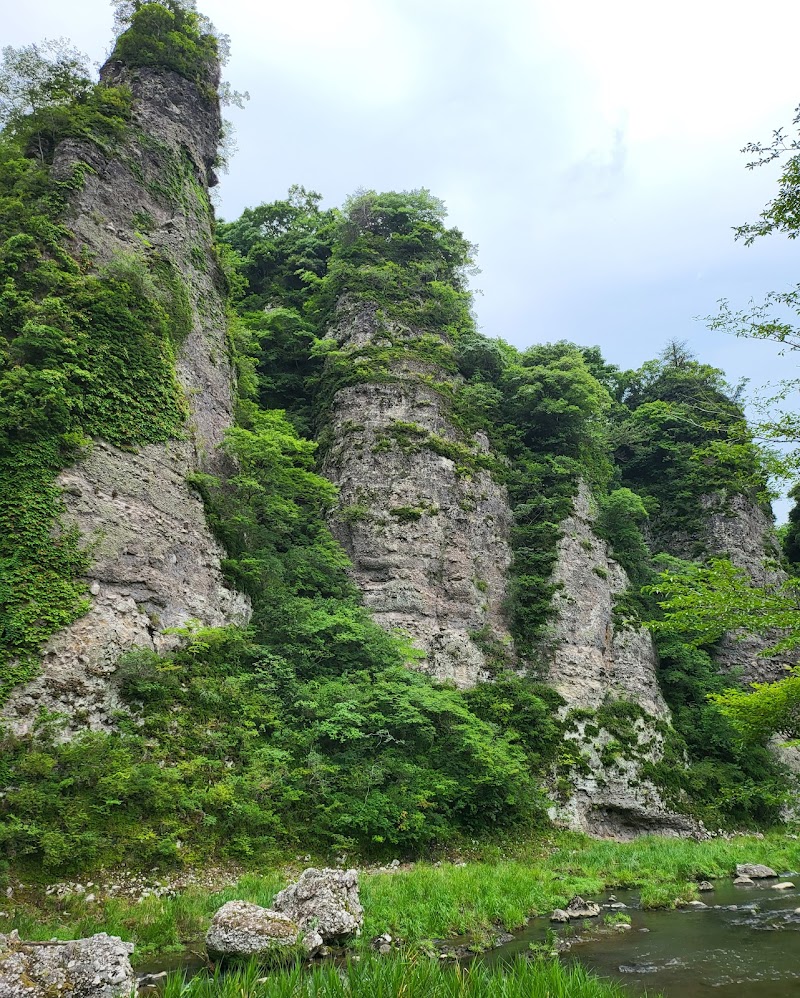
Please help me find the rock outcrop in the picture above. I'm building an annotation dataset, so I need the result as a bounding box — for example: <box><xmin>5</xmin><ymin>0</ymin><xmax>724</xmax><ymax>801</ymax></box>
<box><xmin>0</xmin><ymin>931</ymin><xmax>134</xmax><ymax>998</ymax></box>
<box><xmin>322</xmin><ymin>299</ymin><xmax>513</xmax><ymax>686</ymax></box>
<box><xmin>544</xmin><ymin>484</ymin><xmax>695</xmax><ymax>837</ymax></box>
<box><xmin>2</xmin><ymin>60</ymin><xmax>248</xmax><ymax>734</ymax></box>
<box><xmin>206</xmin><ymin>901</ymin><xmax>303</xmax><ymax>961</ymax></box>
<box><xmin>272</xmin><ymin>867</ymin><xmax>363</xmax><ymax>942</ymax></box>
<box><xmin>206</xmin><ymin>869</ymin><xmax>363</xmax><ymax>961</ymax></box>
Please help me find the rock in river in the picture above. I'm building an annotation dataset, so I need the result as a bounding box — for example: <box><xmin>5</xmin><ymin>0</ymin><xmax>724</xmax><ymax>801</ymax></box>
<box><xmin>736</xmin><ymin>863</ymin><xmax>776</xmax><ymax>879</ymax></box>
<box><xmin>566</xmin><ymin>896</ymin><xmax>601</xmax><ymax>918</ymax></box>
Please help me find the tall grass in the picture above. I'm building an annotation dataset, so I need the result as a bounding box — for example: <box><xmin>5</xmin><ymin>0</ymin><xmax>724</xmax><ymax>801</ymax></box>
<box><xmin>161</xmin><ymin>954</ymin><xmax>643</xmax><ymax>998</ymax></box>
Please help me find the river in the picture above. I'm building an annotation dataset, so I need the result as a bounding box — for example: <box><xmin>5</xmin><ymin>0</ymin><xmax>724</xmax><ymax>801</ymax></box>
<box><xmin>487</xmin><ymin>877</ymin><xmax>800</xmax><ymax>996</ymax></box>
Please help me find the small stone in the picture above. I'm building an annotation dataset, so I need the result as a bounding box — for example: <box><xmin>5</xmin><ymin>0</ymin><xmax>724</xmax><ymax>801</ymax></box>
<box><xmin>774</xmin><ymin>882</ymin><xmax>795</xmax><ymax>890</ymax></box>
<box><xmin>734</xmin><ymin>876</ymin><xmax>754</xmax><ymax>885</ymax></box>
<box><xmin>697</xmin><ymin>881</ymin><xmax>714</xmax><ymax>892</ymax></box>
<box><xmin>550</xmin><ymin>909</ymin><xmax>570</xmax><ymax>923</ymax></box>
<box><xmin>687</xmin><ymin>901</ymin><xmax>708</xmax><ymax>908</ymax></box>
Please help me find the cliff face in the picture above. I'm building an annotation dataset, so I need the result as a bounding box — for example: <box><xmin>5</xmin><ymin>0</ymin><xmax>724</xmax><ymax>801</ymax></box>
<box><xmin>2</xmin><ymin>61</ymin><xmax>248</xmax><ymax>736</ymax></box>
<box><xmin>653</xmin><ymin>492</ymin><xmax>791</xmax><ymax>683</ymax></box>
<box><xmin>321</xmin><ymin>299</ymin><xmax>514</xmax><ymax>687</ymax></box>
<box><xmin>544</xmin><ymin>484</ymin><xmax>695</xmax><ymax>837</ymax></box>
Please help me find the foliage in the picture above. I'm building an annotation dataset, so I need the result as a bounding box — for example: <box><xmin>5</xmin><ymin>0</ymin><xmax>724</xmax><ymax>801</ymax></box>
<box><xmin>734</xmin><ymin>102</ymin><xmax>800</xmax><ymax>246</ymax></box>
<box><xmin>111</xmin><ymin>1</ymin><xmax>219</xmax><ymax>91</ymax></box>
<box><xmin>710</xmin><ymin>666</ymin><xmax>800</xmax><ymax>744</ymax></box>
<box><xmin>646</xmin><ymin>633</ymin><xmax>789</xmax><ymax>826</ymax></box>
<box><xmin>0</xmin><ymin>39</ymin><xmax>92</xmax><ymax>134</ymax></box>
<box><xmin>612</xmin><ymin>343</ymin><xmax>768</xmax><ymax>546</ymax></box>
<box><xmin>646</xmin><ymin>557</ymin><xmax>800</xmax><ymax>652</ymax></box>
<box><xmin>594</xmin><ymin>487</ymin><xmax>652</xmax><ymax>592</ymax></box>
<box><xmin>0</xmin><ymin>395</ymin><xmax>557</xmax><ymax>870</ymax></box>
<box><xmin>782</xmin><ymin>481</ymin><xmax>800</xmax><ymax>569</ymax></box>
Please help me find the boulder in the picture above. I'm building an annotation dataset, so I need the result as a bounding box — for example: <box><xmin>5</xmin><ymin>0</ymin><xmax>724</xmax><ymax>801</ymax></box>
<box><xmin>733</xmin><ymin>875</ymin><xmax>754</xmax><ymax>885</ymax></box>
<box><xmin>0</xmin><ymin>930</ymin><xmax>134</xmax><ymax>998</ymax></box>
<box><xmin>565</xmin><ymin>895</ymin><xmax>601</xmax><ymax>918</ymax></box>
<box><xmin>697</xmin><ymin>881</ymin><xmax>714</xmax><ymax>892</ymax></box>
<box><xmin>273</xmin><ymin>868</ymin><xmax>363</xmax><ymax>941</ymax></box>
<box><xmin>550</xmin><ymin>909</ymin><xmax>570</xmax><ymax>923</ymax></box>
<box><xmin>205</xmin><ymin>901</ymin><xmax>301</xmax><ymax>961</ymax></box>
<box><xmin>774</xmin><ymin>882</ymin><xmax>795</xmax><ymax>890</ymax></box>
<box><xmin>735</xmin><ymin>864</ymin><xmax>776</xmax><ymax>879</ymax></box>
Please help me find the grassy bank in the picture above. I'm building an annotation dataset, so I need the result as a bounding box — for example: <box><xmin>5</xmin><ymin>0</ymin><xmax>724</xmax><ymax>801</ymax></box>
<box><xmin>4</xmin><ymin>831</ymin><xmax>799</xmax><ymax>964</ymax></box>
<box><xmin>160</xmin><ymin>954</ymin><xmax>642</xmax><ymax>998</ymax></box>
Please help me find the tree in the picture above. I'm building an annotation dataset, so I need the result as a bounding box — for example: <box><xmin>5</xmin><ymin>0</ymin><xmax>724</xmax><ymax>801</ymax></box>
<box><xmin>646</xmin><ymin>558</ymin><xmax>800</xmax><ymax>744</ymax></box>
<box><xmin>647</xmin><ymin>557</ymin><xmax>800</xmax><ymax>654</ymax></box>
<box><xmin>0</xmin><ymin>39</ymin><xmax>92</xmax><ymax>133</ymax></box>
<box><xmin>710</xmin><ymin>666</ymin><xmax>800</xmax><ymax>745</ymax></box>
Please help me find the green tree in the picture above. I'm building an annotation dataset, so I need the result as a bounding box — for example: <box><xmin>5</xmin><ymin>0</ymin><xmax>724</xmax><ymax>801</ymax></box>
<box><xmin>710</xmin><ymin>666</ymin><xmax>800</xmax><ymax>744</ymax></box>
<box><xmin>0</xmin><ymin>39</ymin><xmax>91</xmax><ymax>132</ymax></box>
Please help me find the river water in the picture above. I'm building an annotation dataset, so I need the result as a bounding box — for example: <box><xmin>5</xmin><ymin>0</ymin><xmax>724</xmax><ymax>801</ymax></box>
<box><xmin>487</xmin><ymin>878</ymin><xmax>800</xmax><ymax>997</ymax></box>
<box><xmin>139</xmin><ymin>878</ymin><xmax>800</xmax><ymax>995</ymax></box>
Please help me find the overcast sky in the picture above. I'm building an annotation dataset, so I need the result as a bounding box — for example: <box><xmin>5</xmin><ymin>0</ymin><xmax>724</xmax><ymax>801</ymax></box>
<box><xmin>7</xmin><ymin>0</ymin><xmax>800</xmax><ymax>504</ymax></box>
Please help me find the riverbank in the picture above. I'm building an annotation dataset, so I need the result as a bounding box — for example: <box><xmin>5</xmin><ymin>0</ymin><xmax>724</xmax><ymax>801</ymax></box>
<box><xmin>4</xmin><ymin>830</ymin><xmax>799</xmax><ymax>965</ymax></box>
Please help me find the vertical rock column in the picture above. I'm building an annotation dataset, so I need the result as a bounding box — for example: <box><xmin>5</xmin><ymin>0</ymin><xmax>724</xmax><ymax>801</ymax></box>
<box><xmin>544</xmin><ymin>484</ymin><xmax>696</xmax><ymax>836</ymax></box>
<box><xmin>2</xmin><ymin>59</ymin><xmax>249</xmax><ymax>735</ymax></box>
<box><xmin>321</xmin><ymin>299</ymin><xmax>514</xmax><ymax>687</ymax></box>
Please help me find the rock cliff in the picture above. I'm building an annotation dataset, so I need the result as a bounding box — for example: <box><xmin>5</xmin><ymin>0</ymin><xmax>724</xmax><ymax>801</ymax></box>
<box><xmin>653</xmin><ymin>491</ymin><xmax>792</xmax><ymax>683</ymax></box>
<box><xmin>544</xmin><ymin>484</ymin><xmax>695</xmax><ymax>837</ymax></box>
<box><xmin>321</xmin><ymin>299</ymin><xmax>514</xmax><ymax>687</ymax></box>
<box><xmin>2</xmin><ymin>59</ymin><xmax>248</xmax><ymax>735</ymax></box>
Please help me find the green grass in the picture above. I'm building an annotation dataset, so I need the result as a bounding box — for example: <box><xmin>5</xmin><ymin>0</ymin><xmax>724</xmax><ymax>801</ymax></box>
<box><xmin>161</xmin><ymin>954</ymin><xmax>642</xmax><ymax>998</ymax></box>
<box><xmin>5</xmin><ymin>831</ymin><xmax>799</xmax><ymax>965</ymax></box>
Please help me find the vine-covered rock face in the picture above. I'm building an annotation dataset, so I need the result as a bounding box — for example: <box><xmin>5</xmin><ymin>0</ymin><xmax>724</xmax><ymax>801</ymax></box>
<box><xmin>322</xmin><ymin>300</ymin><xmax>514</xmax><ymax>687</ymax></box>
<box><xmin>2</xmin><ymin>55</ymin><xmax>249</xmax><ymax>735</ymax></box>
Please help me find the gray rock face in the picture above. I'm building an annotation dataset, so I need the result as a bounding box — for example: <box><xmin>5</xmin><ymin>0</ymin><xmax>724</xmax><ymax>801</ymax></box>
<box><xmin>545</xmin><ymin>483</ymin><xmax>696</xmax><ymax>838</ymax></box>
<box><xmin>322</xmin><ymin>299</ymin><xmax>514</xmax><ymax>686</ymax></box>
<box><xmin>205</xmin><ymin>901</ymin><xmax>300</xmax><ymax>961</ymax></box>
<box><xmin>2</xmin><ymin>62</ymin><xmax>249</xmax><ymax>731</ymax></box>
<box><xmin>273</xmin><ymin>867</ymin><xmax>363</xmax><ymax>941</ymax></box>
<box><xmin>545</xmin><ymin>484</ymin><xmax>670</xmax><ymax>721</ymax></box>
<box><xmin>736</xmin><ymin>863</ymin><xmax>777</xmax><ymax>879</ymax></box>
<box><xmin>0</xmin><ymin>930</ymin><xmax>134</xmax><ymax>998</ymax></box>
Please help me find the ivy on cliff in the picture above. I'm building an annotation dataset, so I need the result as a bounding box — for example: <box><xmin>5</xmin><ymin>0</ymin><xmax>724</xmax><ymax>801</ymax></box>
<box><xmin>0</xmin><ymin>18</ymin><xmax>204</xmax><ymax>700</ymax></box>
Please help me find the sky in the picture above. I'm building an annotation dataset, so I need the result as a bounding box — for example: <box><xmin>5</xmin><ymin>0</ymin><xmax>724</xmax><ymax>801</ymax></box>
<box><xmin>6</xmin><ymin>0</ymin><xmax>800</xmax><ymax>504</ymax></box>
